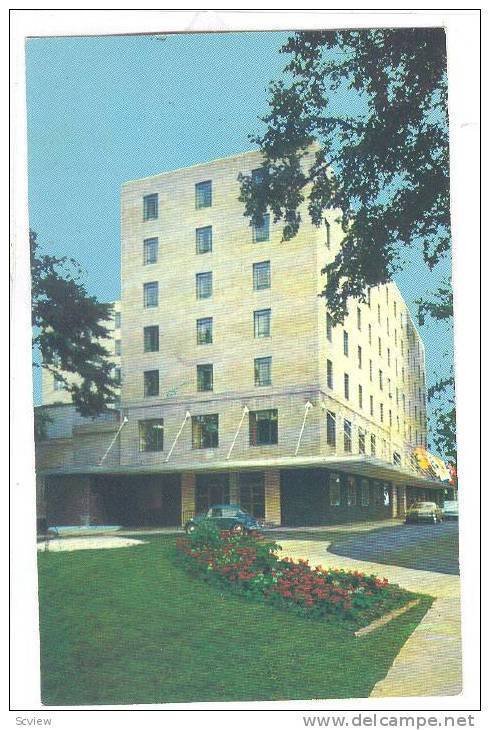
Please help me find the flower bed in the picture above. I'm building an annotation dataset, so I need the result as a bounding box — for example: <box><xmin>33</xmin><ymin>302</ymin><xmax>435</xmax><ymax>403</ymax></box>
<box><xmin>175</xmin><ymin>524</ymin><xmax>418</xmax><ymax>627</ymax></box>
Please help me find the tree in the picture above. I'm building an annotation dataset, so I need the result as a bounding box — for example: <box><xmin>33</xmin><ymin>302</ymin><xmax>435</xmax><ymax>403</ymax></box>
<box><xmin>31</xmin><ymin>229</ymin><xmax>117</xmax><ymax>417</ymax></box>
<box><xmin>239</xmin><ymin>28</ymin><xmax>450</xmax><ymax>323</ymax></box>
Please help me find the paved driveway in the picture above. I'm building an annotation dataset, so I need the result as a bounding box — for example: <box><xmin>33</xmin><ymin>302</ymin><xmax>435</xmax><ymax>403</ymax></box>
<box><xmin>329</xmin><ymin>522</ymin><xmax>459</xmax><ymax>575</ymax></box>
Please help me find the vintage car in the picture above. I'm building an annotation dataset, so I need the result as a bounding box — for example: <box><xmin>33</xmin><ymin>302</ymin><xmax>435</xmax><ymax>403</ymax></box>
<box><xmin>443</xmin><ymin>500</ymin><xmax>459</xmax><ymax>520</ymax></box>
<box><xmin>184</xmin><ymin>504</ymin><xmax>263</xmax><ymax>535</ymax></box>
<box><xmin>405</xmin><ymin>501</ymin><xmax>444</xmax><ymax>524</ymax></box>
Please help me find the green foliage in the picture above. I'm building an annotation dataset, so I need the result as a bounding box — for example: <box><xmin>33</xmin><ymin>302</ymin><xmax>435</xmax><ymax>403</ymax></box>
<box><xmin>31</xmin><ymin>229</ymin><xmax>118</xmax><ymax>417</ymax></box>
<box><xmin>33</xmin><ymin>406</ymin><xmax>53</xmax><ymax>441</ymax></box>
<box><xmin>239</xmin><ymin>28</ymin><xmax>450</xmax><ymax>323</ymax></box>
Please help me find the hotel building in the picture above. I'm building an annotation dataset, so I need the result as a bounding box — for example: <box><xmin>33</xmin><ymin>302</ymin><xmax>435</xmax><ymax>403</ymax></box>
<box><xmin>35</xmin><ymin>150</ymin><xmax>445</xmax><ymax>528</ymax></box>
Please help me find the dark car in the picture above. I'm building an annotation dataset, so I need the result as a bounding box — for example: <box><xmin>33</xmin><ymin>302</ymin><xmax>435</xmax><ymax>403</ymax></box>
<box><xmin>405</xmin><ymin>501</ymin><xmax>444</xmax><ymax>524</ymax></box>
<box><xmin>184</xmin><ymin>504</ymin><xmax>263</xmax><ymax>535</ymax></box>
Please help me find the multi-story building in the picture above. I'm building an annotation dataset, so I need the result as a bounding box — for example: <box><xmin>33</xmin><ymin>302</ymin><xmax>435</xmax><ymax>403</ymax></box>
<box><xmin>35</xmin><ymin>150</ymin><xmax>445</xmax><ymax>529</ymax></box>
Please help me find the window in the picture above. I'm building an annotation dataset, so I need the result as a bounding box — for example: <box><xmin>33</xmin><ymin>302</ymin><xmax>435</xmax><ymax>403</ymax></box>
<box><xmin>395</xmin><ymin>329</ymin><xmax>398</xmax><ymax>345</ymax></box>
<box><xmin>254</xmin><ymin>356</ymin><xmax>272</xmax><ymax>387</ymax></box>
<box><xmin>344</xmin><ymin>419</ymin><xmax>352</xmax><ymax>452</ymax></box>
<box><xmin>197</xmin><ymin>364</ymin><xmax>213</xmax><ymax>392</ymax></box>
<box><xmin>254</xmin><ymin>309</ymin><xmax>271</xmax><ymax>338</ymax></box>
<box><xmin>143</xmin><ymin>282</ymin><xmax>158</xmax><ymax>308</ymax></box>
<box><xmin>344</xmin><ymin>373</ymin><xmax>350</xmax><ymax>400</ymax></box>
<box><xmin>115</xmin><ymin>339</ymin><xmax>121</xmax><ymax>356</ymax></box>
<box><xmin>370</xmin><ymin>394</ymin><xmax>374</xmax><ymax>416</ymax></box>
<box><xmin>343</xmin><ymin>330</ymin><xmax>349</xmax><ymax>356</ymax></box>
<box><xmin>389</xmin><ymin>409</ymin><xmax>392</xmax><ymax>427</ymax></box>
<box><xmin>358</xmin><ymin>384</ymin><xmax>363</xmax><ymax>409</ymax></box>
<box><xmin>143</xmin><ymin>193</ymin><xmax>158</xmax><ymax>221</ymax></box>
<box><xmin>394</xmin><ymin>301</ymin><xmax>397</xmax><ymax>317</ymax></box>
<box><xmin>253</xmin><ymin>213</ymin><xmax>270</xmax><ymax>243</ymax></box>
<box><xmin>239</xmin><ymin>473</ymin><xmax>265</xmax><ymax>519</ymax></box>
<box><xmin>388</xmin><ymin>377</ymin><xmax>392</xmax><ymax>398</ymax></box>
<box><xmin>252</xmin><ymin>167</ymin><xmax>266</xmax><ymax>185</ymax></box>
<box><xmin>138</xmin><ymin>419</ymin><xmax>163</xmax><ymax>452</ymax></box>
<box><xmin>53</xmin><ymin>376</ymin><xmax>64</xmax><ymax>391</ymax></box>
<box><xmin>347</xmin><ymin>476</ymin><xmax>357</xmax><ymax>506</ymax></box>
<box><xmin>325</xmin><ymin>219</ymin><xmax>331</xmax><ymax>249</ymax></box>
<box><xmin>326</xmin><ymin>313</ymin><xmax>333</xmax><ymax>342</ymax></box>
<box><xmin>380</xmin><ymin>403</ymin><xmax>384</xmax><ymax>422</ymax></box>
<box><xmin>195</xmin><ymin>180</ymin><xmax>212</xmax><ymax>209</ymax></box>
<box><xmin>379</xmin><ymin>369</ymin><xmax>383</xmax><ymax>390</ymax></box>
<box><xmin>326</xmin><ymin>410</ymin><xmax>336</xmax><ymax>447</ymax></box>
<box><xmin>357</xmin><ymin>307</ymin><xmax>361</xmax><ymax>330</ymax></box>
<box><xmin>401</xmin><ymin>340</ymin><xmax>404</xmax><ymax>355</ymax></box>
<box><xmin>144</xmin><ymin>326</ymin><xmax>159</xmax><ymax>352</ymax></box>
<box><xmin>192</xmin><ymin>414</ymin><xmax>218</xmax><ymax>448</ymax></box>
<box><xmin>367</xmin><ymin>288</ymin><xmax>371</xmax><ymax>307</ymax></box>
<box><xmin>387</xmin><ymin>348</ymin><xmax>391</xmax><ymax>366</ymax></box>
<box><xmin>196</xmin><ymin>272</ymin><xmax>212</xmax><ymax>299</ymax></box>
<box><xmin>114</xmin><ymin>311</ymin><xmax>121</xmax><ymax>329</ymax></box>
<box><xmin>378</xmin><ymin>337</ymin><xmax>382</xmax><ymax>356</ymax></box>
<box><xmin>393</xmin><ymin>452</ymin><xmax>402</xmax><ymax>466</ymax></box>
<box><xmin>329</xmin><ymin>474</ymin><xmax>341</xmax><ymax>506</ymax></box>
<box><xmin>368</xmin><ymin>323</ymin><xmax>372</xmax><ymax>345</ymax></box>
<box><xmin>370</xmin><ymin>433</ymin><xmax>376</xmax><ymax>456</ymax></box>
<box><xmin>144</xmin><ymin>370</ymin><xmax>159</xmax><ymax>397</ymax></box>
<box><xmin>327</xmin><ymin>359</ymin><xmax>333</xmax><ymax>389</ymax></box>
<box><xmin>361</xmin><ymin>479</ymin><xmax>370</xmax><ymax>506</ymax></box>
<box><xmin>358</xmin><ymin>429</ymin><xmax>366</xmax><ymax>454</ymax></box>
<box><xmin>196</xmin><ymin>226</ymin><xmax>212</xmax><ymax>254</ymax></box>
<box><xmin>113</xmin><ymin>367</ymin><xmax>121</xmax><ymax>385</ymax></box>
<box><xmin>396</xmin><ymin>387</ymin><xmax>399</xmax><ymax>405</ymax></box>
<box><xmin>253</xmin><ymin>260</ymin><xmax>271</xmax><ymax>290</ymax></box>
<box><xmin>386</xmin><ymin>318</ymin><xmax>390</xmax><ymax>336</ymax></box>
<box><xmin>369</xmin><ymin>359</ymin><xmax>373</xmax><ymax>381</ymax></box>
<box><xmin>377</xmin><ymin>304</ymin><xmax>381</xmax><ymax>324</ymax></box>
<box><xmin>196</xmin><ymin>475</ymin><xmax>230</xmax><ymax>513</ymax></box>
<box><xmin>357</xmin><ymin>345</ymin><xmax>362</xmax><ymax>369</ymax></box>
<box><xmin>197</xmin><ymin>317</ymin><xmax>213</xmax><ymax>345</ymax></box>
<box><xmin>249</xmin><ymin>409</ymin><xmax>278</xmax><ymax>446</ymax></box>
<box><xmin>143</xmin><ymin>237</ymin><xmax>158</xmax><ymax>264</ymax></box>
<box><xmin>374</xmin><ymin>481</ymin><xmax>384</xmax><ymax>506</ymax></box>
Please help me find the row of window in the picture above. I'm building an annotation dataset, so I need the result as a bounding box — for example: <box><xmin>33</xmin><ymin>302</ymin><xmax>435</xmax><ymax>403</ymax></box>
<box><xmin>143</xmin><ymin>181</ymin><xmax>213</xmax><ymax>220</ymax></box>
<box><xmin>139</xmin><ymin>408</ymin><xmax>278</xmax><ymax>452</ymax></box>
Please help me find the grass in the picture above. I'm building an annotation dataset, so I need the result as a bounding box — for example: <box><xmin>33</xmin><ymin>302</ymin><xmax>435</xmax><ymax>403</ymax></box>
<box><xmin>38</xmin><ymin>535</ymin><xmax>431</xmax><ymax>706</ymax></box>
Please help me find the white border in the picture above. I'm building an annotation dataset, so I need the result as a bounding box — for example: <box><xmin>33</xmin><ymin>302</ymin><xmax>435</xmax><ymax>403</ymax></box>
<box><xmin>9</xmin><ymin>6</ymin><xmax>482</xmax><ymax>723</ymax></box>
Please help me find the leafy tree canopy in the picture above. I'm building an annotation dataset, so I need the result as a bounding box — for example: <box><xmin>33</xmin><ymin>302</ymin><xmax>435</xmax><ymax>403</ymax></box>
<box><xmin>239</xmin><ymin>28</ymin><xmax>450</xmax><ymax>323</ymax></box>
<box><xmin>31</xmin><ymin>229</ymin><xmax>117</xmax><ymax>417</ymax></box>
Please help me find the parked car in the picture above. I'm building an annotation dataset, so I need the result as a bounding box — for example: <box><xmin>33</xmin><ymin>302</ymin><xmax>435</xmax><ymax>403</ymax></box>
<box><xmin>405</xmin><ymin>501</ymin><xmax>444</xmax><ymax>524</ymax></box>
<box><xmin>443</xmin><ymin>500</ymin><xmax>459</xmax><ymax>520</ymax></box>
<box><xmin>184</xmin><ymin>504</ymin><xmax>264</xmax><ymax>535</ymax></box>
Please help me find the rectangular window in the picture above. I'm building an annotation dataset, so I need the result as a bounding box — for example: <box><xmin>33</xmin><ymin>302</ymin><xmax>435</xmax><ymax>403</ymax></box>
<box><xmin>379</xmin><ymin>369</ymin><xmax>383</xmax><ymax>390</ymax></box>
<box><xmin>253</xmin><ymin>260</ymin><xmax>271</xmax><ymax>290</ymax></box>
<box><xmin>374</xmin><ymin>481</ymin><xmax>384</xmax><ymax>506</ymax></box>
<box><xmin>380</xmin><ymin>402</ymin><xmax>384</xmax><ymax>422</ymax></box>
<box><xmin>197</xmin><ymin>364</ymin><xmax>213</xmax><ymax>392</ymax></box>
<box><xmin>325</xmin><ymin>219</ymin><xmax>331</xmax><ymax>249</ymax></box>
<box><xmin>387</xmin><ymin>348</ymin><xmax>391</xmax><ymax>366</ymax></box>
<box><xmin>196</xmin><ymin>317</ymin><xmax>213</xmax><ymax>345</ymax></box>
<box><xmin>53</xmin><ymin>376</ymin><xmax>64</xmax><ymax>391</ymax></box>
<box><xmin>326</xmin><ymin>410</ymin><xmax>336</xmax><ymax>447</ymax></box>
<box><xmin>386</xmin><ymin>317</ymin><xmax>390</xmax><ymax>336</ymax></box>
<box><xmin>395</xmin><ymin>329</ymin><xmax>398</xmax><ymax>345</ymax></box>
<box><xmin>389</xmin><ymin>409</ymin><xmax>392</xmax><ymax>427</ymax></box>
<box><xmin>370</xmin><ymin>394</ymin><xmax>374</xmax><ymax>416</ymax></box>
<box><xmin>192</xmin><ymin>414</ymin><xmax>218</xmax><ymax>449</ymax></box>
<box><xmin>113</xmin><ymin>367</ymin><xmax>121</xmax><ymax>385</ymax></box>
<box><xmin>368</xmin><ymin>323</ymin><xmax>372</xmax><ymax>345</ymax></box>
<box><xmin>326</xmin><ymin>313</ymin><xmax>333</xmax><ymax>342</ymax></box>
<box><xmin>357</xmin><ymin>345</ymin><xmax>362</xmax><ymax>369</ymax></box>
<box><xmin>196</xmin><ymin>226</ymin><xmax>212</xmax><ymax>254</ymax></box>
<box><xmin>388</xmin><ymin>377</ymin><xmax>392</xmax><ymax>398</ymax></box>
<box><xmin>370</xmin><ymin>433</ymin><xmax>376</xmax><ymax>456</ymax></box>
<box><xmin>143</xmin><ymin>282</ymin><xmax>158</xmax><ymax>308</ymax></box>
<box><xmin>144</xmin><ymin>370</ymin><xmax>159</xmax><ymax>397</ymax></box>
<box><xmin>377</xmin><ymin>304</ymin><xmax>381</xmax><ymax>324</ymax></box>
<box><xmin>347</xmin><ymin>476</ymin><xmax>357</xmax><ymax>506</ymax></box>
<box><xmin>358</xmin><ymin>384</ymin><xmax>363</xmax><ymax>409</ymax></box>
<box><xmin>252</xmin><ymin>167</ymin><xmax>265</xmax><ymax>185</ymax></box>
<box><xmin>369</xmin><ymin>359</ymin><xmax>373</xmax><ymax>381</ymax></box>
<box><xmin>239</xmin><ymin>473</ymin><xmax>265</xmax><ymax>519</ymax></box>
<box><xmin>196</xmin><ymin>272</ymin><xmax>212</xmax><ymax>299</ymax></box>
<box><xmin>358</xmin><ymin>429</ymin><xmax>366</xmax><ymax>454</ymax></box>
<box><xmin>195</xmin><ymin>180</ymin><xmax>212</xmax><ymax>209</ymax></box>
<box><xmin>254</xmin><ymin>356</ymin><xmax>272</xmax><ymax>387</ymax></box>
<box><xmin>143</xmin><ymin>325</ymin><xmax>159</xmax><ymax>353</ymax></box>
<box><xmin>327</xmin><ymin>359</ymin><xmax>333</xmax><ymax>389</ymax></box>
<box><xmin>114</xmin><ymin>339</ymin><xmax>121</xmax><ymax>356</ymax></box>
<box><xmin>143</xmin><ymin>237</ymin><xmax>158</xmax><ymax>264</ymax></box>
<box><xmin>344</xmin><ymin>419</ymin><xmax>352</xmax><ymax>452</ymax></box>
<box><xmin>143</xmin><ymin>193</ymin><xmax>158</xmax><ymax>221</ymax></box>
<box><xmin>361</xmin><ymin>479</ymin><xmax>370</xmax><ymax>506</ymax></box>
<box><xmin>329</xmin><ymin>474</ymin><xmax>341</xmax><ymax>507</ymax></box>
<box><xmin>343</xmin><ymin>330</ymin><xmax>349</xmax><ymax>356</ymax></box>
<box><xmin>357</xmin><ymin>307</ymin><xmax>361</xmax><ymax>330</ymax></box>
<box><xmin>378</xmin><ymin>337</ymin><xmax>382</xmax><ymax>356</ymax></box>
<box><xmin>254</xmin><ymin>308</ymin><xmax>271</xmax><ymax>338</ymax></box>
<box><xmin>393</xmin><ymin>451</ymin><xmax>402</xmax><ymax>466</ymax></box>
<box><xmin>253</xmin><ymin>213</ymin><xmax>270</xmax><ymax>243</ymax></box>
<box><xmin>138</xmin><ymin>419</ymin><xmax>163</xmax><ymax>452</ymax></box>
<box><xmin>114</xmin><ymin>311</ymin><xmax>121</xmax><ymax>329</ymax></box>
<box><xmin>249</xmin><ymin>409</ymin><xmax>278</xmax><ymax>446</ymax></box>
<box><xmin>344</xmin><ymin>373</ymin><xmax>349</xmax><ymax>400</ymax></box>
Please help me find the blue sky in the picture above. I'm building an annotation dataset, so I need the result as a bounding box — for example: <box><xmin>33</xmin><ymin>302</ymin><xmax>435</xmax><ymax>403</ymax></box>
<box><xmin>26</xmin><ymin>31</ymin><xmax>453</xmax><ymax>448</ymax></box>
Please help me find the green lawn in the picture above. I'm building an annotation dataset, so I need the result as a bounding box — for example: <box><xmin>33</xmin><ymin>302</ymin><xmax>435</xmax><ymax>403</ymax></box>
<box><xmin>38</xmin><ymin>535</ymin><xmax>431</xmax><ymax>706</ymax></box>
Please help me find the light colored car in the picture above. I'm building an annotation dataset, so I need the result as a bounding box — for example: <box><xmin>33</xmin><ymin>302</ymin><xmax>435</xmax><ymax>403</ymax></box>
<box><xmin>443</xmin><ymin>500</ymin><xmax>459</xmax><ymax>520</ymax></box>
<box><xmin>405</xmin><ymin>501</ymin><xmax>444</xmax><ymax>524</ymax></box>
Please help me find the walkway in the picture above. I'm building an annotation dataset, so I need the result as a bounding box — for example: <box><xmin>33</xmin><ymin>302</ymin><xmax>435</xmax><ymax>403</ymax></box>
<box><xmin>279</xmin><ymin>539</ymin><xmax>461</xmax><ymax>698</ymax></box>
